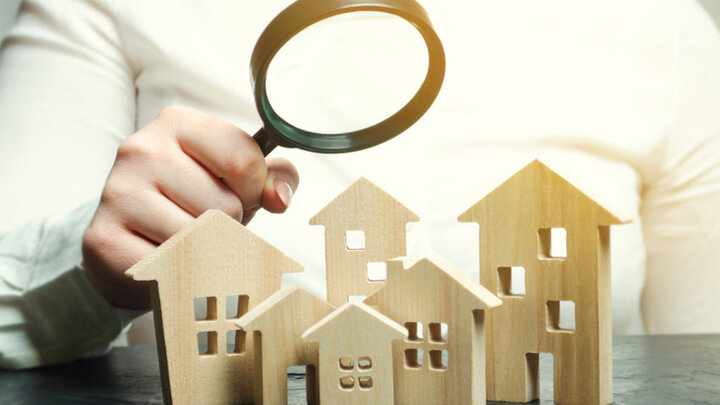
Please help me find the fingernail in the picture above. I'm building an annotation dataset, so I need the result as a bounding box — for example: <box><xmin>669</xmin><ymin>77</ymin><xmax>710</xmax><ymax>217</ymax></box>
<box><xmin>275</xmin><ymin>180</ymin><xmax>293</xmax><ymax>207</ymax></box>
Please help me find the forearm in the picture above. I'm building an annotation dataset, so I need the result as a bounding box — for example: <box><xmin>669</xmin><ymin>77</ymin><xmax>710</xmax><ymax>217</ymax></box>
<box><xmin>0</xmin><ymin>200</ymin><xmax>146</xmax><ymax>369</ymax></box>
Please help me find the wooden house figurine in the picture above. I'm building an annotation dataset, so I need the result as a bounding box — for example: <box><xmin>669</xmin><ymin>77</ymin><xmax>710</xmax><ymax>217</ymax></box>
<box><xmin>125</xmin><ymin>210</ymin><xmax>303</xmax><ymax>405</ymax></box>
<box><xmin>364</xmin><ymin>255</ymin><xmax>502</xmax><ymax>404</ymax></box>
<box><xmin>302</xmin><ymin>301</ymin><xmax>407</xmax><ymax>405</ymax></box>
<box><xmin>458</xmin><ymin>160</ymin><xmax>629</xmax><ymax>405</ymax></box>
<box><xmin>309</xmin><ymin>177</ymin><xmax>419</xmax><ymax>306</ymax></box>
<box><xmin>236</xmin><ymin>285</ymin><xmax>334</xmax><ymax>405</ymax></box>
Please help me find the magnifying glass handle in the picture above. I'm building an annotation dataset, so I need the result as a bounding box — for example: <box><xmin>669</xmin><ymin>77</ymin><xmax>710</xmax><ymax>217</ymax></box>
<box><xmin>252</xmin><ymin>128</ymin><xmax>277</xmax><ymax>156</ymax></box>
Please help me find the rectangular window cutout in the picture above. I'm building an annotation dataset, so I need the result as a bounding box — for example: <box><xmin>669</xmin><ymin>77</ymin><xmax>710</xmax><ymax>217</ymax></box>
<box><xmin>226</xmin><ymin>329</ymin><xmax>246</xmax><ymax>354</ymax></box>
<box><xmin>358</xmin><ymin>356</ymin><xmax>372</xmax><ymax>370</ymax></box>
<box><xmin>347</xmin><ymin>295</ymin><xmax>367</xmax><ymax>302</ymax></box>
<box><xmin>429</xmin><ymin>349</ymin><xmax>448</xmax><ymax>370</ymax></box>
<box><xmin>404</xmin><ymin>321</ymin><xmax>423</xmax><ymax>342</ymax></box>
<box><xmin>358</xmin><ymin>376</ymin><xmax>373</xmax><ymax>390</ymax></box>
<box><xmin>339</xmin><ymin>375</ymin><xmax>355</xmax><ymax>390</ymax></box>
<box><xmin>345</xmin><ymin>230</ymin><xmax>365</xmax><ymax>250</ymax></box>
<box><xmin>540</xmin><ymin>352</ymin><xmax>554</xmax><ymax>398</ymax></box>
<box><xmin>339</xmin><ymin>356</ymin><xmax>354</xmax><ymax>370</ymax></box>
<box><xmin>404</xmin><ymin>348</ymin><xmax>423</xmax><ymax>369</ymax></box>
<box><xmin>538</xmin><ymin>228</ymin><xmax>567</xmax><ymax>259</ymax></box>
<box><xmin>546</xmin><ymin>300</ymin><xmax>576</xmax><ymax>332</ymax></box>
<box><xmin>197</xmin><ymin>331</ymin><xmax>217</xmax><ymax>356</ymax></box>
<box><xmin>429</xmin><ymin>322</ymin><xmax>448</xmax><ymax>343</ymax></box>
<box><xmin>497</xmin><ymin>266</ymin><xmax>526</xmax><ymax>297</ymax></box>
<box><xmin>525</xmin><ymin>352</ymin><xmax>553</xmax><ymax>400</ymax></box>
<box><xmin>287</xmin><ymin>365</ymin><xmax>310</xmax><ymax>402</ymax></box>
<box><xmin>366</xmin><ymin>262</ymin><xmax>387</xmax><ymax>282</ymax></box>
<box><xmin>305</xmin><ymin>365</ymin><xmax>317</xmax><ymax>404</ymax></box>
<box><xmin>194</xmin><ymin>296</ymin><xmax>217</xmax><ymax>321</ymax></box>
<box><xmin>226</xmin><ymin>294</ymin><xmax>249</xmax><ymax>319</ymax></box>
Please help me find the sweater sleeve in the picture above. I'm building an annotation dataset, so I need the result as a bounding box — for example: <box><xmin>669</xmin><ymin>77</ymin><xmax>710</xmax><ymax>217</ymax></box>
<box><xmin>0</xmin><ymin>0</ymin><xmax>142</xmax><ymax>368</ymax></box>
<box><xmin>0</xmin><ymin>200</ymin><xmax>145</xmax><ymax>368</ymax></box>
<box><xmin>640</xmin><ymin>1</ymin><xmax>720</xmax><ymax>334</ymax></box>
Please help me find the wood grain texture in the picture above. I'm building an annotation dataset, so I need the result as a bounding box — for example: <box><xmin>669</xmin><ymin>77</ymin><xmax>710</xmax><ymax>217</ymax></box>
<box><xmin>236</xmin><ymin>285</ymin><xmax>334</xmax><ymax>405</ymax></box>
<box><xmin>458</xmin><ymin>160</ymin><xmax>630</xmax><ymax>405</ymax></box>
<box><xmin>303</xmin><ymin>301</ymin><xmax>406</xmax><ymax>405</ymax></box>
<box><xmin>364</xmin><ymin>255</ymin><xmax>502</xmax><ymax>405</ymax></box>
<box><xmin>126</xmin><ymin>210</ymin><xmax>303</xmax><ymax>405</ymax></box>
<box><xmin>309</xmin><ymin>177</ymin><xmax>419</xmax><ymax>306</ymax></box>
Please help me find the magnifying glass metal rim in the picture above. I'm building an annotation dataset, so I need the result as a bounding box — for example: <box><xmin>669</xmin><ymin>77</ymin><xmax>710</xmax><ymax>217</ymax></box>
<box><xmin>251</xmin><ymin>0</ymin><xmax>446</xmax><ymax>155</ymax></box>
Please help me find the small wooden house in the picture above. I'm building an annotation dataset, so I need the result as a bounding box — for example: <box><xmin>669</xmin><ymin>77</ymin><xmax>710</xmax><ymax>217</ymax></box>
<box><xmin>364</xmin><ymin>255</ymin><xmax>502</xmax><ymax>404</ymax></box>
<box><xmin>236</xmin><ymin>285</ymin><xmax>334</xmax><ymax>405</ymax></box>
<box><xmin>310</xmin><ymin>177</ymin><xmax>419</xmax><ymax>306</ymax></box>
<box><xmin>125</xmin><ymin>210</ymin><xmax>303</xmax><ymax>405</ymax></box>
<box><xmin>303</xmin><ymin>301</ymin><xmax>406</xmax><ymax>405</ymax></box>
<box><xmin>458</xmin><ymin>160</ymin><xmax>629</xmax><ymax>405</ymax></box>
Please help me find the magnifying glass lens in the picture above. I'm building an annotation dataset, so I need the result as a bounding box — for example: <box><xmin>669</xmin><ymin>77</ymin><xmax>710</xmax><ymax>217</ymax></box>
<box><xmin>265</xmin><ymin>12</ymin><xmax>429</xmax><ymax>135</ymax></box>
<box><xmin>250</xmin><ymin>0</ymin><xmax>445</xmax><ymax>155</ymax></box>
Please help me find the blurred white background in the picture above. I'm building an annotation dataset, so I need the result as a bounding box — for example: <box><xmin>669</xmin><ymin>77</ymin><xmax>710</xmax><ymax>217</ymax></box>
<box><xmin>0</xmin><ymin>0</ymin><xmax>21</xmax><ymax>41</ymax></box>
<box><xmin>1</xmin><ymin>0</ymin><xmax>719</xmax><ymax>342</ymax></box>
<box><xmin>2</xmin><ymin>0</ymin><xmax>718</xmax><ymax>42</ymax></box>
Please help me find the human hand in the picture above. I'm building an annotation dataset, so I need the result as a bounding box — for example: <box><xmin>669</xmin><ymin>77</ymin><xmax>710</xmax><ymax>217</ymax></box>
<box><xmin>81</xmin><ymin>106</ymin><xmax>299</xmax><ymax>309</ymax></box>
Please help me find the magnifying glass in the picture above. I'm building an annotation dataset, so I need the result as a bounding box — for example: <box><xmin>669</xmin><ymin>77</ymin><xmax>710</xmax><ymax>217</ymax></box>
<box><xmin>250</xmin><ymin>0</ymin><xmax>446</xmax><ymax>156</ymax></box>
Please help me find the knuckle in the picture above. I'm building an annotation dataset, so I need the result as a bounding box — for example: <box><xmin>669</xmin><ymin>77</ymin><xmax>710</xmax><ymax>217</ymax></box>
<box><xmin>116</xmin><ymin>136</ymin><xmax>157</xmax><ymax>161</ymax></box>
<box><xmin>101</xmin><ymin>177</ymin><xmax>135</xmax><ymax>206</ymax></box>
<box><xmin>156</xmin><ymin>105</ymin><xmax>187</xmax><ymax>122</ymax></box>
<box><xmin>216</xmin><ymin>194</ymin><xmax>243</xmax><ymax>219</ymax></box>
<box><xmin>82</xmin><ymin>222</ymin><xmax>116</xmax><ymax>259</ymax></box>
<box><xmin>222</xmin><ymin>150</ymin><xmax>264</xmax><ymax>179</ymax></box>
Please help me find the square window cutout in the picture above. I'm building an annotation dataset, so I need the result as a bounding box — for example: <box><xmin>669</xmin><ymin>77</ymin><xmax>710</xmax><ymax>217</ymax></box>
<box><xmin>366</xmin><ymin>262</ymin><xmax>387</xmax><ymax>282</ymax></box>
<box><xmin>226</xmin><ymin>329</ymin><xmax>246</xmax><ymax>354</ymax></box>
<box><xmin>405</xmin><ymin>322</ymin><xmax>423</xmax><ymax>341</ymax></box>
<box><xmin>429</xmin><ymin>349</ymin><xmax>448</xmax><ymax>370</ymax></box>
<box><xmin>429</xmin><ymin>322</ymin><xmax>448</xmax><ymax>343</ymax></box>
<box><xmin>358</xmin><ymin>356</ymin><xmax>372</xmax><ymax>370</ymax></box>
<box><xmin>538</xmin><ymin>228</ymin><xmax>567</xmax><ymax>259</ymax></box>
<box><xmin>339</xmin><ymin>375</ymin><xmax>355</xmax><ymax>390</ymax></box>
<box><xmin>404</xmin><ymin>348</ymin><xmax>424</xmax><ymax>369</ymax></box>
<box><xmin>226</xmin><ymin>295</ymin><xmax>249</xmax><ymax>319</ymax></box>
<box><xmin>197</xmin><ymin>331</ymin><xmax>217</xmax><ymax>355</ymax></box>
<box><xmin>339</xmin><ymin>356</ymin><xmax>354</xmax><ymax>370</ymax></box>
<box><xmin>194</xmin><ymin>296</ymin><xmax>217</xmax><ymax>321</ymax></box>
<box><xmin>546</xmin><ymin>300</ymin><xmax>576</xmax><ymax>332</ymax></box>
<box><xmin>497</xmin><ymin>266</ymin><xmax>526</xmax><ymax>297</ymax></box>
<box><xmin>358</xmin><ymin>376</ymin><xmax>373</xmax><ymax>390</ymax></box>
<box><xmin>346</xmin><ymin>230</ymin><xmax>365</xmax><ymax>250</ymax></box>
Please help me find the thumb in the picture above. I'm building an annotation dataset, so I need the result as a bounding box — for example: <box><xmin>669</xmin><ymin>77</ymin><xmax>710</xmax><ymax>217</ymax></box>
<box><xmin>261</xmin><ymin>157</ymin><xmax>299</xmax><ymax>214</ymax></box>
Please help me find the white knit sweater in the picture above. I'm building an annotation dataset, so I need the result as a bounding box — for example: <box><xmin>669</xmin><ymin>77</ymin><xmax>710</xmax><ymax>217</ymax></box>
<box><xmin>1</xmin><ymin>0</ymin><xmax>719</xmax><ymax>368</ymax></box>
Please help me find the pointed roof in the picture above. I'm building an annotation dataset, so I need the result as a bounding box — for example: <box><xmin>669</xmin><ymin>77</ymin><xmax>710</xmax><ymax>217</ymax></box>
<box><xmin>309</xmin><ymin>177</ymin><xmax>419</xmax><ymax>226</ymax></box>
<box><xmin>236</xmin><ymin>284</ymin><xmax>333</xmax><ymax>332</ymax></box>
<box><xmin>458</xmin><ymin>159</ymin><xmax>630</xmax><ymax>225</ymax></box>
<box><xmin>126</xmin><ymin>210</ymin><xmax>302</xmax><ymax>281</ymax></box>
<box><xmin>302</xmin><ymin>301</ymin><xmax>406</xmax><ymax>343</ymax></box>
<box><xmin>365</xmin><ymin>255</ymin><xmax>502</xmax><ymax>310</ymax></box>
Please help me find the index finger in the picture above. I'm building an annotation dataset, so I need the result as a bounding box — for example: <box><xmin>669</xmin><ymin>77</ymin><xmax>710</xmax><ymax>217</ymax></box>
<box><xmin>163</xmin><ymin>107</ymin><xmax>268</xmax><ymax>211</ymax></box>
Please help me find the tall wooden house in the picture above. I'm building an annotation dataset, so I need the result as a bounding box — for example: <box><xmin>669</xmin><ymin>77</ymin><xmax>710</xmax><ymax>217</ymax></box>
<box><xmin>458</xmin><ymin>160</ymin><xmax>629</xmax><ymax>405</ymax></box>
<box><xmin>126</xmin><ymin>210</ymin><xmax>303</xmax><ymax>405</ymax></box>
<box><xmin>310</xmin><ymin>177</ymin><xmax>419</xmax><ymax>306</ymax></box>
<box><xmin>364</xmin><ymin>256</ymin><xmax>502</xmax><ymax>404</ymax></box>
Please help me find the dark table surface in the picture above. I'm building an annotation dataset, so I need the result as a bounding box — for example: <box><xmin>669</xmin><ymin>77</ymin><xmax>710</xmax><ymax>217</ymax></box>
<box><xmin>1</xmin><ymin>334</ymin><xmax>718</xmax><ymax>404</ymax></box>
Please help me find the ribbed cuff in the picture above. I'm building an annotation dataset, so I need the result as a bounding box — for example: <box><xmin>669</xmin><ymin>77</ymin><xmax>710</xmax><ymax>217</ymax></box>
<box><xmin>0</xmin><ymin>200</ymin><xmax>146</xmax><ymax>369</ymax></box>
